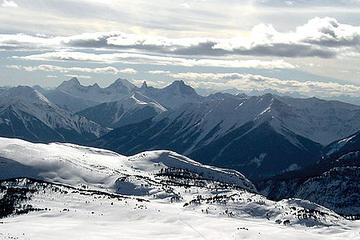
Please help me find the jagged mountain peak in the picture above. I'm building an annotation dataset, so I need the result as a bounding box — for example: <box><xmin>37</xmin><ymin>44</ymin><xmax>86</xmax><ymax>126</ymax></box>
<box><xmin>57</xmin><ymin>78</ymin><xmax>102</xmax><ymax>94</ymax></box>
<box><xmin>109</xmin><ymin>78</ymin><xmax>136</xmax><ymax>90</ymax></box>
<box><xmin>164</xmin><ymin>80</ymin><xmax>198</xmax><ymax>96</ymax></box>
<box><xmin>171</xmin><ymin>79</ymin><xmax>186</xmax><ymax>85</ymax></box>
<box><xmin>141</xmin><ymin>81</ymin><xmax>148</xmax><ymax>89</ymax></box>
<box><xmin>57</xmin><ymin>77</ymin><xmax>81</xmax><ymax>90</ymax></box>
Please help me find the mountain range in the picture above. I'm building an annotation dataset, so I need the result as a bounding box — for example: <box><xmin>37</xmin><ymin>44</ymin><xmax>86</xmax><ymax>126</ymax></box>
<box><xmin>37</xmin><ymin>78</ymin><xmax>202</xmax><ymax>112</ymax></box>
<box><xmin>91</xmin><ymin>87</ymin><xmax>360</xmax><ymax>180</ymax></box>
<box><xmin>1</xmin><ymin>77</ymin><xmax>360</xmax><ymax>237</ymax></box>
<box><xmin>2</xmin><ymin>78</ymin><xmax>360</xmax><ymax>182</ymax></box>
<box><xmin>0</xmin><ymin>86</ymin><xmax>107</xmax><ymax>144</ymax></box>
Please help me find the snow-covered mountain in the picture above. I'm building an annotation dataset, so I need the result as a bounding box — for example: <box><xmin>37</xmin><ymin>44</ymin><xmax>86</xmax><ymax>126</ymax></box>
<box><xmin>93</xmin><ymin>93</ymin><xmax>360</xmax><ymax>180</ymax></box>
<box><xmin>34</xmin><ymin>84</ymin><xmax>98</xmax><ymax>112</ymax></box>
<box><xmin>293</xmin><ymin>167</ymin><xmax>360</xmax><ymax>216</ymax></box>
<box><xmin>1</xmin><ymin>137</ymin><xmax>358</xmax><ymax>239</ymax></box>
<box><xmin>77</xmin><ymin>92</ymin><xmax>167</xmax><ymax>128</ymax></box>
<box><xmin>39</xmin><ymin>78</ymin><xmax>138</xmax><ymax>112</ymax></box>
<box><xmin>257</xmin><ymin>131</ymin><xmax>360</xmax><ymax>216</ymax></box>
<box><xmin>48</xmin><ymin>79</ymin><xmax>360</xmax><ymax>144</ymax></box>
<box><xmin>273</xmin><ymin>96</ymin><xmax>360</xmax><ymax>145</ymax></box>
<box><xmin>56</xmin><ymin>77</ymin><xmax>136</xmax><ymax>103</ymax></box>
<box><xmin>0</xmin><ymin>86</ymin><xmax>108</xmax><ymax>144</ymax></box>
<box><xmin>257</xmin><ymin>165</ymin><xmax>360</xmax><ymax>217</ymax></box>
<box><xmin>325</xmin><ymin>130</ymin><xmax>360</xmax><ymax>159</ymax></box>
<box><xmin>44</xmin><ymin>78</ymin><xmax>203</xmax><ymax>112</ymax></box>
<box><xmin>0</xmin><ymin>137</ymin><xmax>255</xmax><ymax>194</ymax></box>
<box><xmin>138</xmin><ymin>80</ymin><xmax>203</xmax><ymax>109</ymax></box>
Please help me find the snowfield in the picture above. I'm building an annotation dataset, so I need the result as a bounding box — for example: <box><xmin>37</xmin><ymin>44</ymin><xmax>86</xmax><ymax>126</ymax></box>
<box><xmin>0</xmin><ymin>137</ymin><xmax>359</xmax><ymax>239</ymax></box>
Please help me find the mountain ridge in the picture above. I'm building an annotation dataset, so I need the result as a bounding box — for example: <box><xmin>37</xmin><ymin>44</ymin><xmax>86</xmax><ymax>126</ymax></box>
<box><xmin>0</xmin><ymin>86</ymin><xmax>108</xmax><ymax>144</ymax></box>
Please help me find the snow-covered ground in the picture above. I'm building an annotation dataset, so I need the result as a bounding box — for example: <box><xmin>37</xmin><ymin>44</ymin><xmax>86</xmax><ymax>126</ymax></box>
<box><xmin>0</xmin><ymin>137</ymin><xmax>359</xmax><ymax>239</ymax></box>
<box><xmin>1</xmin><ymin>182</ymin><xmax>359</xmax><ymax>240</ymax></box>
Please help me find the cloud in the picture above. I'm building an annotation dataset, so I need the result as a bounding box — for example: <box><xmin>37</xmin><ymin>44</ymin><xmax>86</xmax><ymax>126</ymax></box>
<box><xmin>61</xmin><ymin>28</ymin><xmax>337</xmax><ymax>58</ymax></box>
<box><xmin>148</xmin><ymin>70</ymin><xmax>171</xmax><ymax>74</ymax></box>
<box><xmin>119</xmin><ymin>68</ymin><xmax>137</xmax><ymax>74</ymax></box>
<box><xmin>2</xmin><ymin>17</ymin><xmax>360</xmax><ymax>58</ymax></box>
<box><xmin>16</xmin><ymin>51</ymin><xmax>295</xmax><ymax>69</ymax></box>
<box><xmin>0</xmin><ymin>34</ymin><xmax>59</xmax><ymax>50</ymax></box>
<box><xmin>296</xmin><ymin>17</ymin><xmax>360</xmax><ymax>48</ymax></box>
<box><xmin>1</xmin><ymin>0</ymin><xmax>17</xmax><ymax>8</ymax></box>
<box><xmin>6</xmin><ymin>64</ymin><xmax>137</xmax><ymax>75</ymax></box>
<box><xmin>169</xmin><ymin>71</ymin><xmax>360</xmax><ymax>98</ymax></box>
<box><xmin>5</xmin><ymin>65</ymin><xmax>21</xmax><ymax>70</ymax></box>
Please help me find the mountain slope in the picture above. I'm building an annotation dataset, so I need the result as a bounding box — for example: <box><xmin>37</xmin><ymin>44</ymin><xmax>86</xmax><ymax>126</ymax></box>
<box><xmin>92</xmin><ymin>93</ymin><xmax>360</xmax><ymax>180</ymax></box>
<box><xmin>94</xmin><ymin>118</ymin><xmax>322</xmax><ymax>180</ymax></box>
<box><xmin>77</xmin><ymin>92</ymin><xmax>166</xmax><ymax>128</ymax></box>
<box><xmin>256</xmin><ymin>132</ymin><xmax>360</xmax><ymax>216</ymax></box>
<box><xmin>0</xmin><ymin>137</ymin><xmax>256</xmax><ymax>194</ymax></box>
<box><xmin>45</xmin><ymin>90</ymin><xmax>98</xmax><ymax>112</ymax></box>
<box><xmin>0</xmin><ymin>137</ymin><xmax>352</xmax><ymax>227</ymax></box>
<box><xmin>2</xmin><ymin>176</ymin><xmax>358</xmax><ymax>240</ymax></box>
<box><xmin>272</xmin><ymin>96</ymin><xmax>360</xmax><ymax>145</ymax></box>
<box><xmin>190</xmin><ymin>119</ymin><xmax>323</xmax><ymax>180</ymax></box>
<box><xmin>0</xmin><ymin>86</ymin><xmax>107</xmax><ymax>144</ymax></box>
<box><xmin>325</xmin><ymin>130</ymin><xmax>360</xmax><ymax>159</ymax></box>
<box><xmin>34</xmin><ymin>84</ymin><xmax>98</xmax><ymax>112</ymax></box>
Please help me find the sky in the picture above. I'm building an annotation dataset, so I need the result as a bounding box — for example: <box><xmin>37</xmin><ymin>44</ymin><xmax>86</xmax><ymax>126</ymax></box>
<box><xmin>1</xmin><ymin>0</ymin><xmax>360</xmax><ymax>102</ymax></box>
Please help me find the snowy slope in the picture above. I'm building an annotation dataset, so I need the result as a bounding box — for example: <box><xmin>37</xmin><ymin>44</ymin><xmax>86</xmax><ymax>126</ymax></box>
<box><xmin>0</xmin><ymin>86</ymin><xmax>107</xmax><ymax>143</ymax></box>
<box><xmin>34</xmin><ymin>84</ymin><xmax>99</xmax><ymax>112</ymax></box>
<box><xmin>1</xmin><ymin>179</ymin><xmax>358</xmax><ymax>240</ymax></box>
<box><xmin>0</xmin><ymin>137</ymin><xmax>358</xmax><ymax>240</ymax></box>
<box><xmin>272</xmin><ymin>96</ymin><xmax>360</xmax><ymax>145</ymax></box>
<box><xmin>0</xmin><ymin>137</ymin><xmax>256</xmax><ymax>194</ymax></box>
<box><xmin>77</xmin><ymin>92</ymin><xmax>166</xmax><ymax>128</ymax></box>
<box><xmin>325</xmin><ymin>130</ymin><xmax>360</xmax><ymax>158</ymax></box>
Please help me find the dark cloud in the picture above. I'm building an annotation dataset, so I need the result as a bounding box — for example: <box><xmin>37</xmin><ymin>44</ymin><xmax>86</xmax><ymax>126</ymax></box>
<box><xmin>233</xmin><ymin>43</ymin><xmax>336</xmax><ymax>58</ymax></box>
<box><xmin>64</xmin><ymin>34</ymin><xmax>336</xmax><ymax>58</ymax></box>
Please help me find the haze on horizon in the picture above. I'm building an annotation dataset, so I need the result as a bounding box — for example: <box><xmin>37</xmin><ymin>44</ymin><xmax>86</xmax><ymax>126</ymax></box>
<box><xmin>1</xmin><ymin>0</ymin><xmax>360</xmax><ymax>103</ymax></box>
